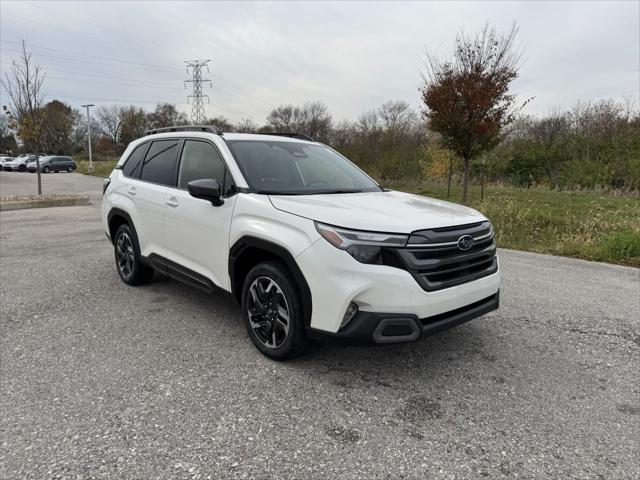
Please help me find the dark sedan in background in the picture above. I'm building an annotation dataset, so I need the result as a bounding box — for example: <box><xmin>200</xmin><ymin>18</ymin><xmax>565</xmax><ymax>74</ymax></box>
<box><xmin>27</xmin><ymin>156</ymin><xmax>77</xmax><ymax>173</ymax></box>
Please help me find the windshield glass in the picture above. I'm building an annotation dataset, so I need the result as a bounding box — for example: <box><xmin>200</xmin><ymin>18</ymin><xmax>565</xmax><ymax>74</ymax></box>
<box><xmin>226</xmin><ymin>140</ymin><xmax>381</xmax><ymax>194</ymax></box>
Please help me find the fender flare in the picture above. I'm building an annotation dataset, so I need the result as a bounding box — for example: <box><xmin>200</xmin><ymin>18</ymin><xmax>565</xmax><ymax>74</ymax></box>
<box><xmin>106</xmin><ymin>208</ymin><xmax>135</xmax><ymax>244</ymax></box>
<box><xmin>229</xmin><ymin>236</ymin><xmax>313</xmax><ymax>326</ymax></box>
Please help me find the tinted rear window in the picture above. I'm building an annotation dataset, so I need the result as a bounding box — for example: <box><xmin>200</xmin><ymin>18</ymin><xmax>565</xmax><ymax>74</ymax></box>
<box><xmin>140</xmin><ymin>140</ymin><xmax>179</xmax><ymax>186</ymax></box>
<box><xmin>122</xmin><ymin>143</ymin><xmax>148</xmax><ymax>178</ymax></box>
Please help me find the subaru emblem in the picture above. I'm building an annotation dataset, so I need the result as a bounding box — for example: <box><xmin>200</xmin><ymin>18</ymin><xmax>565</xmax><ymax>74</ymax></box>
<box><xmin>457</xmin><ymin>235</ymin><xmax>474</xmax><ymax>251</ymax></box>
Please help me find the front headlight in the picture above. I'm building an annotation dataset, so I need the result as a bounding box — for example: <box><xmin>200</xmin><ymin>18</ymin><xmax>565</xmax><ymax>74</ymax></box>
<box><xmin>315</xmin><ymin>222</ymin><xmax>408</xmax><ymax>264</ymax></box>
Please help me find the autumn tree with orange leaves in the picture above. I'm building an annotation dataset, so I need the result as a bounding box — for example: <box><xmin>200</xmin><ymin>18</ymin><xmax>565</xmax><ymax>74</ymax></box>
<box><xmin>421</xmin><ymin>23</ymin><xmax>528</xmax><ymax>202</ymax></box>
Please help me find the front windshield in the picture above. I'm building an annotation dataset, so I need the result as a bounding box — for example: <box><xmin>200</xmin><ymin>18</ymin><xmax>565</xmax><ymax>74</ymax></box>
<box><xmin>226</xmin><ymin>140</ymin><xmax>381</xmax><ymax>194</ymax></box>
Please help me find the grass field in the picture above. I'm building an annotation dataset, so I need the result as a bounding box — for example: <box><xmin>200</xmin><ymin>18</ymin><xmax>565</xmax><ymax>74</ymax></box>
<box><xmin>77</xmin><ymin>161</ymin><xmax>639</xmax><ymax>267</ymax></box>
<box><xmin>392</xmin><ymin>181</ymin><xmax>640</xmax><ymax>268</ymax></box>
<box><xmin>76</xmin><ymin>159</ymin><xmax>117</xmax><ymax>177</ymax></box>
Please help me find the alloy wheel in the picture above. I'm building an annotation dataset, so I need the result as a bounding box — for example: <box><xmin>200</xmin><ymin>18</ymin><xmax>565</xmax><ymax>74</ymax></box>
<box><xmin>247</xmin><ymin>276</ymin><xmax>290</xmax><ymax>348</ymax></box>
<box><xmin>116</xmin><ymin>232</ymin><xmax>135</xmax><ymax>279</ymax></box>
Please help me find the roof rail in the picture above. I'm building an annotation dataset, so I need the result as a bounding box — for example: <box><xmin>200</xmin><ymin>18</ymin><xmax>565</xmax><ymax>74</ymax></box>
<box><xmin>260</xmin><ymin>132</ymin><xmax>315</xmax><ymax>142</ymax></box>
<box><xmin>144</xmin><ymin>125</ymin><xmax>223</xmax><ymax>136</ymax></box>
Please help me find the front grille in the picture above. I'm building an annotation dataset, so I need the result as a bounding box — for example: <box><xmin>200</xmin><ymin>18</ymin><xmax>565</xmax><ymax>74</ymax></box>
<box><xmin>385</xmin><ymin>221</ymin><xmax>498</xmax><ymax>292</ymax></box>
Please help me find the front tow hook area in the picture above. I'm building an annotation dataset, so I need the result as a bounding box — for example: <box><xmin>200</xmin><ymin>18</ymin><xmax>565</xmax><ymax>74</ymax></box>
<box><xmin>372</xmin><ymin>317</ymin><xmax>421</xmax><ymax>343</ymax></box>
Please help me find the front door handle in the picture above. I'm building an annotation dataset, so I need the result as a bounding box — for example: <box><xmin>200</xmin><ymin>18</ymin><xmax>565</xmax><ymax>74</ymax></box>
<box><xmin>127</xmin><ymin>187</ymin><xmax>136</xmax><ymax>196</ymax></box>
<box><xmin>165</xmin><ymin>198</ymin><xmax>179</xmax><ymax>207</ymax></box>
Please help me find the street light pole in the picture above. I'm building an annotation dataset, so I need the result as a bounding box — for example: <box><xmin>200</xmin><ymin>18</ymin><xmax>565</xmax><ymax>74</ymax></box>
<box><xmin>82</xmin><ymin>104</ymin><xmax>95</xmax><ymax>173</ymax></box>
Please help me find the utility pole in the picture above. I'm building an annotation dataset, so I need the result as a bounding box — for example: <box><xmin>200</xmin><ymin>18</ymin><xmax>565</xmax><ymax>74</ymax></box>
<box><xmin>82</xmin><ymin>104</ymin><xmax>94</xmax><ymax>173</ymax></box>
<box><xmin>184</xmin><ymin>60</ymin><xmax>211</xmax><ymax>124</ymax></box>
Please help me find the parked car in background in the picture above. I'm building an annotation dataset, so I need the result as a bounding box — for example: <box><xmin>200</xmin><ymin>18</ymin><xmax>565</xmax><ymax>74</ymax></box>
<box><xmin>3</xmin><ymin>154</ymin><xmax>35</xmax><ymax>172</ymax></box>
<box><xmin>0</xmin><ymin>156</ymin><xmax>16</xmax><ymax>166</ymax></box>
<box><xmin>27</xmin><ymin>155</ymin><xmax>77</xmax><ymax>173</ymax></box>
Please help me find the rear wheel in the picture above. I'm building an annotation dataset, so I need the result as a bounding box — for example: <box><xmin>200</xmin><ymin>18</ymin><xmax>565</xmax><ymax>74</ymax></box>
<box><xmin>113</xmin><ymin>224</ymin><xmax>154</xmax><ymax>285</ymax></box>
<box><xmin>241</xmin><ymin>261</ymin><xmax>309</xmax><ymax>359</ymax></box>
<box><xmin>18</xmin><ymin>165</ymin><xmax>26</xmax><ymax>172</ymax></box>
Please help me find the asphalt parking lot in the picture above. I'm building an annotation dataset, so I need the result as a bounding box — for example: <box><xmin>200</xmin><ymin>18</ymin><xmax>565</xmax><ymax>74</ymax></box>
<box><xmin>0</xmin><ymin>170</ymin><xmax>104</xmax><ymax>199</ymax></box>
<box><xmin>1</xmin><ymin>172</ymin><xmax>639</xmax><ymax>479</ymax></box>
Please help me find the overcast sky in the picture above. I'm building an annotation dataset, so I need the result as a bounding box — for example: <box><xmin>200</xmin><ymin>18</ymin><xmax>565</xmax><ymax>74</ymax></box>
<box><xmin>1</xmin><ymin>0</ymin><xmax>638</xmax><ymax>124</ymax></box>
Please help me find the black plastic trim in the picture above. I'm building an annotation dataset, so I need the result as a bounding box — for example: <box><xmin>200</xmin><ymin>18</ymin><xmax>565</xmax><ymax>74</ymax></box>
<box><xmin>307</xmin><ymin>291</ymin><xmax>499</xmax><ymax>345</ymax></box>
<box><xmin>143</xmin><ymin>253</ymin><xmax>218</xmax><ymax>293</ymax></box>
<box><xmin>228</xmin><ymin>236</ymin><xmax>312</xmax><ymax>326</ymax></box>
<box><xmin>106</xmin><ymin>208</ymin><xmax>135</xmax><ymax>243</ymax></box>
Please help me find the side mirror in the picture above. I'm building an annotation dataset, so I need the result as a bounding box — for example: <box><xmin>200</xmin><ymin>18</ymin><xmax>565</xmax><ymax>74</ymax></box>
<box><xmin>188</xmin><ymin>178</ymin><xmax>224</xmax><ymax>206</ymax></box>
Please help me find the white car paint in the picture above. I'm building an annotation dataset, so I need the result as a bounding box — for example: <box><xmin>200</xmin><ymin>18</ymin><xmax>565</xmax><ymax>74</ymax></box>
<box><xmin>102</xmin><ymin>130</ymin><xmax>500</xmax><ymax>340</ymax></box>
<box><xmin>269</xmin><ymin>190</ymin><xmax>486</xmax><ymax>233</ymax></box>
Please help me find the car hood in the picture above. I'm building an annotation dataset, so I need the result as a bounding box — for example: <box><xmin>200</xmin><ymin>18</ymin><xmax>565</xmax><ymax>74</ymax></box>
<box><xmin>268</xmin><ymin>190</ymin><xmax>486</xmax><ymax>233</ymax></box>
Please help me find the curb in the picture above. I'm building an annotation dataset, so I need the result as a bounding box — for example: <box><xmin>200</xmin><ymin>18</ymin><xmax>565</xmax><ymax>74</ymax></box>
<box><xmin>0</xmin><ymin>196</ymin><xmax>91</xmax><ymax>211</ymax></box>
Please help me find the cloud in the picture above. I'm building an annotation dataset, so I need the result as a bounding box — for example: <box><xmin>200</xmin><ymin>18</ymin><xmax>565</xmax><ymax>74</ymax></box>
<box><xmin>1</xmin><ymin>0</ymin><xmax>638</xmax><ymax>123</ymax></box>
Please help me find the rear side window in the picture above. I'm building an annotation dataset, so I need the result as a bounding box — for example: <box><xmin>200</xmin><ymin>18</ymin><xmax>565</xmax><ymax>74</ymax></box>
<box><xmin>122</xmin><ymin>143</ymin><xmax>148</xmax><ymax>178</ymax></box>
<box><xmin>177</xmin><ymin>140</ymin><xmax>235</xmax><ymax>194</ymax></box>
<box><xmin>140</xmin><ymin>140</ymin><xmax>179</xmax><ymax>186</ymax></box>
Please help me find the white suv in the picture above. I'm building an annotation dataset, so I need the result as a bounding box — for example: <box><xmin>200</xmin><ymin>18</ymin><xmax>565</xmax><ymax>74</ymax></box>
<box><xmin>101</xmin><ymin>126</ymin><xmax>500</xmax><ymax>359</ymax></box>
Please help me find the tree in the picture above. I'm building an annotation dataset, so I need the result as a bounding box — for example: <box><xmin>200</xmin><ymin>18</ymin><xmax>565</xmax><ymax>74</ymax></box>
<box><xmin>0</xmin><ymin>115</ymin><xmax>18</xmax><ymax>154</ymax></box>
<box><xmin>40</xmin><ymin>100</ymin><xmax>75</xmax><ymax>154</ymax></box>
<box><xmin>1</xmin><ymin>40</ymin><xmax>46</xmax><ymax>195</ymax></box>
<box><xmin>95</xmin><ymin>105</ymin><xmax>125</xmax><ymax>152</ymax></box>
<box><xmin>421</xmin><ymin>23</ymin><xmax>526</xmax><ymax>202</ymax></box>
<box><xmin>119</xmin><ymin>106</ymin><xmax>148</xmax><ymax>149</ymax></box>
<box><xmin>206</xmin><ymin>115</ymin><xmax>233</xmax><ymax>132</ymax></box>
<box><xmin>147</xmin><ymin>102</ymin><xmax>188</xmax><ymax>129</ymax></box>
<box><xmin>69</xmin><ymin>110</ymin><xmax>100</xmax><ymax>155</ymax></box>
<box><xmin>235</xmin><ymin>118</ymin><xmax>257</xmax><ymax>133</ymax></box>
<box><xmin>266</xmin><ymin>101</ymin><xmax>333</xmax><ymax>142</ymax></box>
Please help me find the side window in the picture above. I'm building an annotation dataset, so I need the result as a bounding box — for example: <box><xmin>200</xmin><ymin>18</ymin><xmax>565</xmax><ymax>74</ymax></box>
<box><xmin>178</xmin><ymin>140</ymin><xmax>235</xmax><ymax>195</ymax></box>
<box><xmin>140</xmin><ymin>140</ymin><xmax>179</xmax><ymax>186</ymax></box>
<box><xmin>122</xmin><ymin>143</ymin><xmax>148</xmax><ymax>178</ymax></box>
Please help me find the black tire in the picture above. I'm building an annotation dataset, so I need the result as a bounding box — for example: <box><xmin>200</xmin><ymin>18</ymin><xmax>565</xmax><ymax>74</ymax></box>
<box><xmin>113</xmin><ymin>224</ymin><xmax>154</xmax><ymax>286</ymax></box>
<box><xmin>18</xmin><ymin>165</ymin><xmax>26</xmax><ymax>172</ymax></box>
<box><xmin>43</xmin><ymin>166</ymin><xmax>50</xmax><ymax>173</ymax></box>
<box><xmin>241</xmin><ymin>261</ymin><xmax>309</xmax><ymax>360</ymax></box>
<box><xmin>67</xmin><ymin>166</ymin><xmax>73</xmax><ymax>173</ymax></box>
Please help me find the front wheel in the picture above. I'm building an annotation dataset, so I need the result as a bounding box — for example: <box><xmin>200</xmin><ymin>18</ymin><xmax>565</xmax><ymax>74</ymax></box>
<box><xmin>67</xmin><ymin>166</ymin><xmax>73</xmax><ymax>173</ymax></box>
<box><xmin>113</xmin><ymin>224</ymin><xmax>154</xmax><ymax>285</ymax></box>
<box><xmin>241</xmin><ymin>261</ymin><xmax>309</xmax><ymax>359</ymax></box>
<box><xmin>43</xmin><ymin>166</ymin><xmax>50</xmax><ymax>173</ymax></box>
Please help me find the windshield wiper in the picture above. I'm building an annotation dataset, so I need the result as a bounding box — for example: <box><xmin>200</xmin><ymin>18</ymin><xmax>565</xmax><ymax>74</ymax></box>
<box><xmin>317</xmin><ymin>189</ymin><xmax>363</xmax><ymax>194</ymax></box>
<box><xmin>256</xmin><ymin>189</ymin><xmax>364</xmax><ymax>195</ymax></box>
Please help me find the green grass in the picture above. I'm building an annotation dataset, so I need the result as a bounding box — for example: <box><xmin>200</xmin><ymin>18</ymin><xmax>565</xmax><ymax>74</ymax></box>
<box><xmin>390</xmin><ymin>181</ymin><xmax>640</xmax><ymax>267</ymax></box>
<box><xmin>75</xmin><ymin>158</ymin><xmax>118</xmax><ymax>177</ymax></box>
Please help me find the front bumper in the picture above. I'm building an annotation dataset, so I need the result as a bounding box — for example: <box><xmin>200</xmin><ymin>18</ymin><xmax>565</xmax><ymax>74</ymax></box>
<box><xmin>295</xmin><ymin>236</ymin><xmax>501</xmax><ymax>335</ymax></box>
<box><xmin>307</xmin><ymin>291</ymin><xmax>499</xmax><ymax>345</ymax></box>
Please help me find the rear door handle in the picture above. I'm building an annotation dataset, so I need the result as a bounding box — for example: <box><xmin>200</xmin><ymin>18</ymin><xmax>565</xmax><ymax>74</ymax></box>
<box><xmin>127</xmin><ymin>187</ymin><xmax>136</xmax><ymax>196</ymax></box>
<box><xmin>165</xmin><ymin>197</ymin><xmax>179</xmax><ymax>207</ymax></box>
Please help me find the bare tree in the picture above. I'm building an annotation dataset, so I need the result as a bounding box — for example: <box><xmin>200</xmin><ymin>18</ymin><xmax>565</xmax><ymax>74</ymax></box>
<box><xmin>235</xmin><ymin>118</ymin><xmax>257</xmax><ymax>133</ymax></box>
<box><xmin>378</xmin><ymin>101</ymin><xmax>418</xmax><ymax>134</ymax></box>
<box><xmin>266</xmin><ymin>105</ymin><xmax>295</xmax><ymax>131</ymax></box>
<box><xmin>266</xmin><ymin>101</ymin><xmax>332</xmax><ymax>142</ymax></box>
<box><xmin>207</xmin><ymin>115</ymin><xmax>233</xmax><ymax>131</ymax></box>
<box><xmin>1</xmin><ymin>41</ymin><xmax>46</xmax><ymax>194</ymax></box>
<box><xmin>95</xmin><ymin>105</ymin><xmax>125</xmax><ymax>152</ymax></box>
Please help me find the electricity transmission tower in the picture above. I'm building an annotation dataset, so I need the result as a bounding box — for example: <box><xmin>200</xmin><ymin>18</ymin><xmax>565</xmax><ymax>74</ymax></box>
<box><xmin>184</xmin><ymin>60</ymin><xmax>212</xmax><ymax>124</ymax></box>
